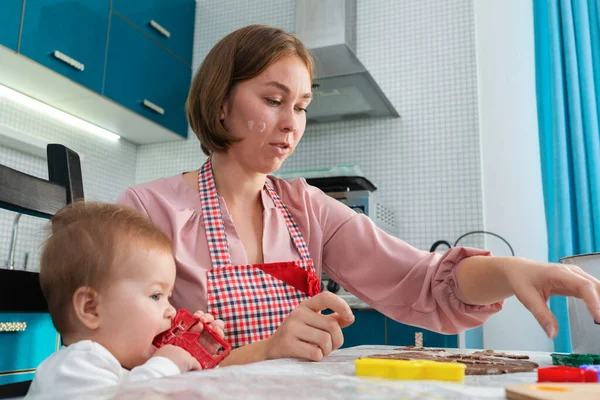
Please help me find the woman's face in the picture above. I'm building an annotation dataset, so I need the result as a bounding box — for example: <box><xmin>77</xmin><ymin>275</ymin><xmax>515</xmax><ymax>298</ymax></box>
<box><xmin>220</xmin><ymin>55</ymin><xmax>312</xmax><ymax>174</ymax></box>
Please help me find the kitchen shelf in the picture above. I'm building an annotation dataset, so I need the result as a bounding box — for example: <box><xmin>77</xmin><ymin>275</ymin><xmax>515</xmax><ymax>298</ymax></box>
<box><xmin>0</xmin><ymin>124</ymin><xmax>48</xmax><ymax>159</ymax></box>
<box><xmin>0</xmin><ymin>125</ymin><xmax>85</xmax><ymax>161</ymax></box>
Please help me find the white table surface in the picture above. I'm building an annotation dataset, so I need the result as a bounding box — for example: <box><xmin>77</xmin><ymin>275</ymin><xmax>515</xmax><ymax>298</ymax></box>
<box><xmin>23</xmin><ymin>345</ymin><xmax>553</xmax><ymax>399</ymax></box>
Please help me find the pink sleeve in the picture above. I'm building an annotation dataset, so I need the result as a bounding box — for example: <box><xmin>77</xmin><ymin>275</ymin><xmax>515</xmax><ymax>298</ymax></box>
<box><xmin>116</xmin><ymin>188</ymin><xmax>151</xmax><ymax>218</ymax></box>
<box><xmin>315</xmin><ymin>191</ymin><xmax>502</xmax><ymax>334</ymax></box>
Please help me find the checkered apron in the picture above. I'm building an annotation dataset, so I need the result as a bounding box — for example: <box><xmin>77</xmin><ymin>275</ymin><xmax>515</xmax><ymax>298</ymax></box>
<box><xmin>199</xmin><ymin>158</ymin><xmax>320</xmax><ymax>348</ymax></box>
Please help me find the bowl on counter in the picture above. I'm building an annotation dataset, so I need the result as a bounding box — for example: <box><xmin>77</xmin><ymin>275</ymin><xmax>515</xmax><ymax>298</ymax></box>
<box><xmin>560</xmin><ymin>252</ymin><xmax>600</xmax><ymax>354</ymax></box>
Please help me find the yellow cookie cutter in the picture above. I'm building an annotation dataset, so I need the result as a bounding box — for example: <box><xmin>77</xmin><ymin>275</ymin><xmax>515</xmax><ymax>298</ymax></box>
<box><xmin>354</xmin><ymin>358</ymin><xmax>466</xmax><ymax>382</ymax></box>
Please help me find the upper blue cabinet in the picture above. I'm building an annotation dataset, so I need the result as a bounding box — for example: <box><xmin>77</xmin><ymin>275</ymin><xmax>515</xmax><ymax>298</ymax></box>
<box><xmin>0</xmin><ymin>0</ymin><xmax>23</xmax><ymax>52</ymax></box>
<box><xmin>111</xmin><ymin>0</ymin><xmax>195</xmax><ymax>65</ymax></box>
<box><xmin>20</xmin><ymin>0</ymin><xmax>110</xmax><ymax>94</ymax></box>
<box><xmin>0</xmin><ymin>0</ymin><xmax>194</xmax><ymax>143</ymax></box>
<box><xmin>104</xmin><ymin>13</ymin><xmax>190</xmax><ymax>138</ymax></box>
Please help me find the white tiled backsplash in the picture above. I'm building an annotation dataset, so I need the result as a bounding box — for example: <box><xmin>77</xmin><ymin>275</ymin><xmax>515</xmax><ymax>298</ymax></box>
<box><xmin>0</xmin><ymin>96</ymin><xmax>137</xmax><ymax>272</ymax></box>
<box><xmin>137</xmin><ymin>0</ymin><xmax>485</xmax><ymax>251</ymax></box>
<box><xmin>1</xmin><ymin>0</ymin><xmax>483</xmax><ymax>273</ymax></box>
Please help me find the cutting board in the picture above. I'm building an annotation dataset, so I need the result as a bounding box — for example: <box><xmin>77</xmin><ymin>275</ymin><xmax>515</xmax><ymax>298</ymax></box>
<box><xmin>505</xmin><ymin>383</ymin><xmax>600</xmax><ymax>400</ymax></box>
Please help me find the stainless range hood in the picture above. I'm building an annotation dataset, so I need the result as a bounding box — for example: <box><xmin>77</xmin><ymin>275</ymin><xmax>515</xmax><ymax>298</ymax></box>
<box><xmin>295</xmin><ymin>0</ymin><xmax>399</xmax><ymax>123</ymax></box>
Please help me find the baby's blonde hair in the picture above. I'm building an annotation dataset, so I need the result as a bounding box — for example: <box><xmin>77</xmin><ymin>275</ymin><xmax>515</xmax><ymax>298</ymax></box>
<box><xmin>40</xmin><ymin>201</ymin><xmax>172</xmax><ymax>334</ymax></box>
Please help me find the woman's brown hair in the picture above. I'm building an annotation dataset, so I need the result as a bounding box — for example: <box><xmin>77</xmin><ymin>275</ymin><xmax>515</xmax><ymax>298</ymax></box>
<box><xmin>186</xmin><ymin>24</ymin><xmax>314</xmax><ymax>155</ymax></box>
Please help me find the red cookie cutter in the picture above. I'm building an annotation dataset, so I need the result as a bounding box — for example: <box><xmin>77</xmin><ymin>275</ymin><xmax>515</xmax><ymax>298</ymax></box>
<box><xmin>152</xmin><ymin>309</ymin><xmax>231</xmax><ymax>369</ymax></box>
<box><xmin>537</xmin><ymin>366</ymin><xmax>598</xmax><ymax>383</ymax></box>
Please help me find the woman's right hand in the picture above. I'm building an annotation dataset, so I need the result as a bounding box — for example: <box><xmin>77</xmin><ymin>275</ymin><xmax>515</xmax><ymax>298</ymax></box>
<box><xmin>263</xmin><ymin>291</ymin><xmax>355</xmax><ymax>361</ymax></box>
<box><xmin>153</xmin><ymin>344</ymin><xmax>201</xmax><ymax>372</ymax></box>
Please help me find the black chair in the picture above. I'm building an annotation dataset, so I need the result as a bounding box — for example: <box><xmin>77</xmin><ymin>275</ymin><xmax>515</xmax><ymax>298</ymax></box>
<box><xmin>0</xmin><ymin>144</ymin><xmax>84</xmax><ymax>399</ymax></box>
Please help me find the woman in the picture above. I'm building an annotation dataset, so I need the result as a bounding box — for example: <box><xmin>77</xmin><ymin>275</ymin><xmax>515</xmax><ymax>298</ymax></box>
<box><xmin>119</xmin><ymin>24</ymin><xmax>600</xmax><ymax>366</ymax></box>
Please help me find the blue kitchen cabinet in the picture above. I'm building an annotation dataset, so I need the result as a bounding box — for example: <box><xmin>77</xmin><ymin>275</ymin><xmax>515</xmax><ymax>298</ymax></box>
<box><xmin>111</xmin><ymin>0</ymin><xmax>195</xmax><ymax>65</ymax></box>
<box><xmin>340</xmin><ymin>309</ymin><xmax>386</xmax><ymax>348</ymax></box>
<box><xmin>104</xmin><ymin>13</ymin><xmax>191</xmax><ymax>138</ymax></box>
<box><xmin>337</xmin><ymin>309</ymin><xmax>459</xmax><ymax>349</ymax></box>
<box><xmin>387</xmin><ymin>318</ymin><xmax>458</xmax><ymax>348</ymax></box>
<box><xmin>0</xmin><ymin>313</ymin><xmax>60</xmax><ymax>385</ymax></box>
<box><xmin>0</xmin><ymin>0</ymin><xmax>23</xmax><ymax>52</ymax></box>
<box><xmin>20</xmin><ymin>0</ymin><xmax>110</xmax><ymax>94</ymax></box>
<box><xmin>0</xmin><ymin>371</ymin><xmax>35</xmax><ymax>386</ymax></box>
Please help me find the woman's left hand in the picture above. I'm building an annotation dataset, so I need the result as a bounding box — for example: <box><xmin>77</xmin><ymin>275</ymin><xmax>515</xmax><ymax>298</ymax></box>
<box><xmin>503</xmin><ymin>259</ymin><xmax>600</xmax><ymax>338</ymax></box>
<box><xmin>190</xmin><ymin>310</ymin><xmax>226</xmax><ymax>339</ymax></box>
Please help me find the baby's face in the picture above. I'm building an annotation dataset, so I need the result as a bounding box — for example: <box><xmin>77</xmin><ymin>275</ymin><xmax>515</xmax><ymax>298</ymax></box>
<box><xmin>95</xmin><ymin>246</ymin><xmax>177</xmax><ymax>369</ymax></box>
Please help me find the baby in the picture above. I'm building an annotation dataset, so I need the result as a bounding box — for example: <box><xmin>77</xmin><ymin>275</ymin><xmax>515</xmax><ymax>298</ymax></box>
<box><xmin>26</xmin><ymin>201</ymin><xmax>225</xmax><ymax>397</ymax></box>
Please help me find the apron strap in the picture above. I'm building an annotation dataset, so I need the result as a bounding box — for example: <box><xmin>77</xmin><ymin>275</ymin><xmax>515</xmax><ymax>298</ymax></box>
<box><xmin>264</xmin><ymin>181</ymin><xmax>311</xmax><ymax>261</ymax></box>
<box><xmin>198</xmin><ymin>159</ymin><xmax>232</xmax><ymax>268</ymax></box>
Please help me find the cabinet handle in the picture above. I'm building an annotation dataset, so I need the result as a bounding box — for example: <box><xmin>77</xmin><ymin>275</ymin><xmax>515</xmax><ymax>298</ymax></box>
<box><xmin>0</xmin><ymin>322</ymin><xmax>27</xmax><ymax>332</ymax></box>
<box><xmin>149</xmin><ymin>20</ymin><xmax>171</xmax><ymax>38</ymax></box>
<box><xmin>53</xmin><ymin>50</ymin><xmax>85</xmax><ymax>71</ymax></box>
<box><xmin>143</xmin><ymin>99</ymin><xmax>165</xmax><ymax>115</ymax></box>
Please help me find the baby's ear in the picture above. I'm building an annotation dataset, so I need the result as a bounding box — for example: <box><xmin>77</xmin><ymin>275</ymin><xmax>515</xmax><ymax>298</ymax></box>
<box><xmin>72</xmin><ymin>287</ymin><xmax>101</xmax><ymax>330</ymax></box>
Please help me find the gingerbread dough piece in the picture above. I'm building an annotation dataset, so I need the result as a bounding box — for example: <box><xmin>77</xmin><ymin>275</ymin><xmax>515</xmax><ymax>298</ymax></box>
<box><xmin>394</xmin><ymin>346</ymin><xmax>446</xmax><ymax>352</ymax></box>
<box><xmin>365</xmin><ymin>349</ymin><xmax>538</xmax><ymax>375</ymax></box>
<box><xmin>471</xmin><ymin>349</ymin><xmax>531</xmax><ymax>360</ymax></box>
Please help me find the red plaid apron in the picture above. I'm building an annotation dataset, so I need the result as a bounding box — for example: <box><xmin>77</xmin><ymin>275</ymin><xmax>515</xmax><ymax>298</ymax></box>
<box><xmin>199</xmin><ymin>158</ymin><xmax>320</xmax><ymax>348</ymax></box>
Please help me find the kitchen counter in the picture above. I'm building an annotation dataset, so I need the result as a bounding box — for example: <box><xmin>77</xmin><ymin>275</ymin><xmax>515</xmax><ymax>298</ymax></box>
<box><xmin>339</xmin><ymin>292</ymin><xmax>372</xmax><ymax>309</ymax></box>
<box><xmin>331</xmin><ymin>285</ymin><xmax>373</xmax><ymax>309</ymax></box>
<box><xmin>23</xmin><ymin>346</ymin><xmax>553</xmax><ymax>399</ymax></box>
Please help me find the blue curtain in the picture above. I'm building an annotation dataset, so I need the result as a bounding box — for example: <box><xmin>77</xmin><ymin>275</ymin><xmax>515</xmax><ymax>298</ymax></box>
<box><xmin>533</xmin><ymin>0</ymin><xmax>600</xmax><ymax>353</ymax></box>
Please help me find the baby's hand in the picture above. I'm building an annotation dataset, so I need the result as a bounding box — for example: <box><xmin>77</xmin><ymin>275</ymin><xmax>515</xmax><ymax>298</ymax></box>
<box><xmin>153</xmin><ymin>344</ymin><xmax>201</xmax><ymax>372</ymax></box>
<box><xmin>191</xmin><ymin>310</ymin><xmax>225</xmax><ymax>339</ymax></box>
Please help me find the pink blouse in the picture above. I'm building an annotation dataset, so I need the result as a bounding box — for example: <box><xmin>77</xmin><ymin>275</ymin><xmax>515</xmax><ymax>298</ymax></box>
<box><xmin>117</xmin><ymin>174</ymin><xmax>502</xmax><ymax>334</ymax></box>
